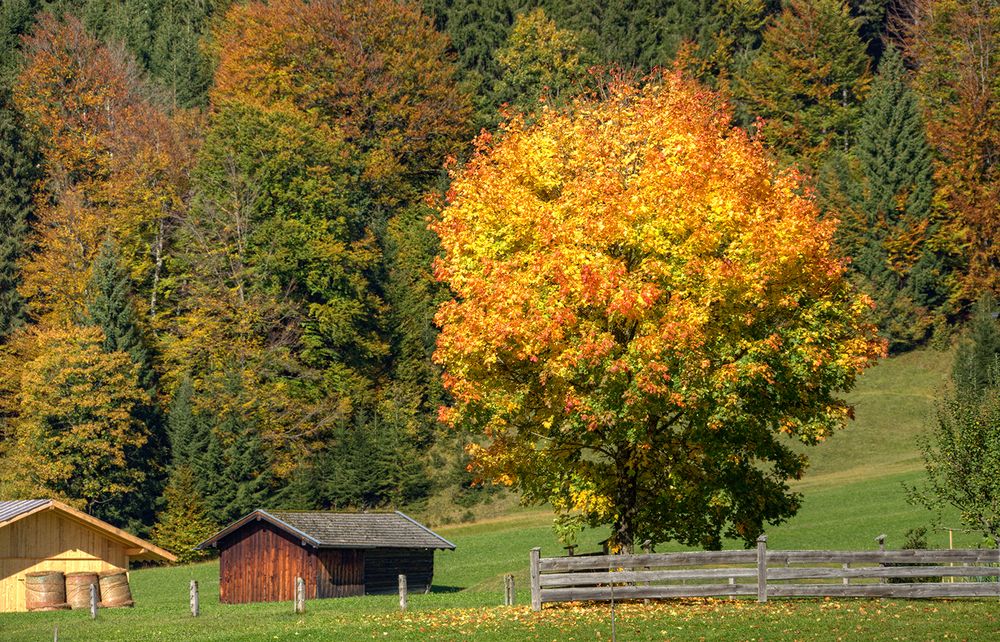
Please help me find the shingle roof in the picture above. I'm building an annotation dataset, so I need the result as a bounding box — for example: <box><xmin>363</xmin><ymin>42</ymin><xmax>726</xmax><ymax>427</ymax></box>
<box><xmin>0</xmin><ymin>499</ymin><xmax>51</xmax><ymax>523</ymax></box>
<box><xmin>199</xmin><ymin>510</ymin><xmax>455</xmax><ymax>550</ymax></box>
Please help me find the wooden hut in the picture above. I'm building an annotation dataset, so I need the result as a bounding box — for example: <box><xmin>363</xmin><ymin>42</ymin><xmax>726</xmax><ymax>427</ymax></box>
<box><xmin>0</xmin><ymin>499</ymin><xmax>177</xmax><ymax>612</ymax></box>
<box><xmin>197</xmin><ymin>510</ymin><xmax>455</xmax><ymax>604</ymax></box>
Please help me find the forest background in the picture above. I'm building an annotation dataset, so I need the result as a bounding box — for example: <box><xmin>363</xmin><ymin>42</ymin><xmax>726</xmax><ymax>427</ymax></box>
<box><xmin>0</xmin><ymin>0</ymin><xmax>996</xmax><ymax>561</ymax></box>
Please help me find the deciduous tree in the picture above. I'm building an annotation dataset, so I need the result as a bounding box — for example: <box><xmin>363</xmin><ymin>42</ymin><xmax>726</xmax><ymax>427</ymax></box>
<box><xmin>738</xmin><ymin>0</ymin><xmax>870</xmax><ymax>166</ymax></box>
<box><xmin>9</xmin><ymin>325</ymin><xmax>150</xmax><ymax>521</ymax></box>
<box><xmin>902</xmin><ymin>0</ymin><xmax>1000</xmax><ymax>297</ymax></box>
<box><xmin>433</xmin><ymin>74</ymin><xmax>885</xmax><ymax>550</ymax></box>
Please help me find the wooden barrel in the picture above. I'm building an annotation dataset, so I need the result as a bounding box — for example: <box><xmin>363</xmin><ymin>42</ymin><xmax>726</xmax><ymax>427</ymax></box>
<box><xmin>65</xmin><ymin>572</ymin><xmax>100</xmax><ymax>609</ymax></box>
<box><xmin>98</xmin><ymin>570</ymin><xmax>133</xmax><ymax>607</ymax></box>
<box><xmin>25</xmin><ymin>571</ymin><xmax>70</xmax><ymax>611</ymax></box>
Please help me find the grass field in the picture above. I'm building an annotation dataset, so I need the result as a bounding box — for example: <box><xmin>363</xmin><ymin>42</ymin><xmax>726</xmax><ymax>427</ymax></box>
<box><xmin>3</xmin><ymin>346</ymin><xmax>997</xmax><ymax>640</ymax></box>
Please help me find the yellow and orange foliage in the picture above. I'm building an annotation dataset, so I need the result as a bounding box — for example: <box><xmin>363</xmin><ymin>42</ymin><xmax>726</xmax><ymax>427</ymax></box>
<box><xmin>13</xmin><ymin>14</ymin><xmax>192</xmax><ymax>325</ymax></box>
<box><xmin>211</xmin><ymin>0</ymin><xmax>470</xmax><ymax>208</ymax></box>
<box><xmin>3</xmin><ymin>325</ymin><xmax>148</xmax><ymax>512</ymax></box>
<box><xmin>434</xmin><ymin>74</ymin><xmax>886</xmax><ymax>549</ymax></box>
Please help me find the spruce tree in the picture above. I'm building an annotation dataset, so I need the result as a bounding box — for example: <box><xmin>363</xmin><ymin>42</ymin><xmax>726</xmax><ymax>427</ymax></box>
<box><xmin>0</xmin><ymin>91</ymin><xmax>39</xmax><ymax>342</ymax></box>
<box><xmin>221</xmin><ymin>420</ymin><xmax>272</xmax><ymax>522</ymax></box>
<box><xmin>86</xmin><ymin>239</ymin><xmax>155</xmax><ymax>389</ymax></box>
<box><xmin>150</xmin><ymin>465</ymin><xmax>218</xmax><ymax>562</ymax></box>
<box><xmin>85</xmin><ymin>238</ymin><xmax>165</xmax><ymax>531</ymax></box>
<box><xmin>856</xmin><ymin>47</ymin><xmax>934</xmax><ymax>236</ymax></box>
<box><xmin>167</xmin><ymin>374</ymin><xmax>211</xmax><ymax>470</ymax></box>
<box><xmin>149</xmin><ymin>0</ymin><xmax>214</xmax><ymax>108</ymax></box>
<box><xmin>849</xmin><ymin>46</ymin><xmax>941</xmax><ymax>351</ymax></box>
<box><xmin>953</xmin><ymin>293</ymin><xmax>1000</xmax><ymax>395</ymax></box>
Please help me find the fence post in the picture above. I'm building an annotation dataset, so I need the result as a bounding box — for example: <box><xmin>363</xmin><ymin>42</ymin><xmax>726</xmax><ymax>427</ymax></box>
<box><xmin>89</xmin><ymin>583</ymin><xmax>98</xmax><ymax>619</ymax></box>
<box><xmin>398</xmin><ymin>574</ymin><xmax>408</xmax><ymax>611</ymax></box>
<box><xmin>190</xmin><ymin>580</ymin><xmax>199</xmax><ymax>617</ymax></box>
<box><xmin>530</xmin><ymin>547</ymin><xmax>541</xmax><ymax>611</ymax></box>
<box><xmin>294</xmin><ymin>576</ymin><xmax>305</xmax><ymax>614</ymax></box>
<box><xmin>876</xmin><ymin>534</ymin><xmax>886</xmax><ymax>585</ymax></box>
<box><xmin>503</xmin><ymin>573</ymin><xmax>515</xmax><ymax>606</ymax></box>
<box><xmin>756</xmin><ymin>534</ymin><xmax>768</xmax><ymax>603</ymax></box>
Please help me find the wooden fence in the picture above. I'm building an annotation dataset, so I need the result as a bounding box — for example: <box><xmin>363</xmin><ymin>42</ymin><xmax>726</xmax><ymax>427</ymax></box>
<box><xmin>529</xmin><ymin>536</ymin><xmax>1000</xmax><ymax>610</ymax></box>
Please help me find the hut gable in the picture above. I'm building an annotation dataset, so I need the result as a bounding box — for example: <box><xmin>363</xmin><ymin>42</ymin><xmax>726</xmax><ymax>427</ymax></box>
<box><xmin>0</xmin><ymin>499</ymin><xmax>176</xmax><ymax>612</ymax></box>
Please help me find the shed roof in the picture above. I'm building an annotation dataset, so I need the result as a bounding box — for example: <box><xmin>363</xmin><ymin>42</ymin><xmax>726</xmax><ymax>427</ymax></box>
<box><xmin>198</xmin><ymin>510</ymin><xmax>455</xmax><ymax>550</ymax></box>
<box><xmin>0</xmin><ymin>499</ymin><xmax>177</xmax><ymax>563</ymax></box>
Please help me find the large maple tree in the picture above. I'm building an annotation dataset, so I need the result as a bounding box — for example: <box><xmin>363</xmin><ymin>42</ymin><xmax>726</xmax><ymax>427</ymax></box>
<box><xmin>434</xmin><ymin>74</ymin><xmax>885</xmax><ymax>551</ymax></box>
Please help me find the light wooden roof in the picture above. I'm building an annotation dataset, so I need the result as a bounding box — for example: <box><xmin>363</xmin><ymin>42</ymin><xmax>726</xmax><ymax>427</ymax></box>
<box><xmin>199</xmin><ymin>510</ymin><xmax>455</xmax><ymax>550</ymax></box>
<box><xmin>0</xmin><ymin>499</ymin><xmax>177</xmax><ymax>563</ymax></box>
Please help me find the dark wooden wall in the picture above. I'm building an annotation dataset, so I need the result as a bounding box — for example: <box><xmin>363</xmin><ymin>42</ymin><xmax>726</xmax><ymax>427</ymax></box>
<box><xmin>316</xmin><ymin>549</ymin><xmax>364</xmax><ymax>598</ymax></box>
<box><xmin>219</xmin><ymin>521</ymin><xmax>317</xmax><ymax>604</ymax></box>
<box><xmin>364</xmin><ymin>548</ymin><xmax>434</xmax><ymax>594</ymax></box>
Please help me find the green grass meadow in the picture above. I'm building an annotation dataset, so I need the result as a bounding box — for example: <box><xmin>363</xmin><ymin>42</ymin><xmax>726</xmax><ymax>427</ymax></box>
<box><xmin>3</xmin><ymin>346</ymin><xmax>999</xmax><ymax>640</ymax></box>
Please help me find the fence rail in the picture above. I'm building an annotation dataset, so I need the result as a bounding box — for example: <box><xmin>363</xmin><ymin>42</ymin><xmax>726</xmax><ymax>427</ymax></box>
<box><xmin>528</xmin><ymin>536</ymin><xmax>1000</xmax><ymax>609</ymax></box>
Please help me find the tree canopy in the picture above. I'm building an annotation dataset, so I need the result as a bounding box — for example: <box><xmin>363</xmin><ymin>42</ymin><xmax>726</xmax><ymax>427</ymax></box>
<box><xmin>433</xmin><ymin>74</ymin><xmax>885</xmax><ymax>550</ymax></box>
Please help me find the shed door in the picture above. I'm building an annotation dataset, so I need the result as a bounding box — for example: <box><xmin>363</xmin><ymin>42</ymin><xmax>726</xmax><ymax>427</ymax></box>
<box><xmin>316</xmin><ymin>549</ymin><xmax>364</xmax><ymax>598</ymax></box>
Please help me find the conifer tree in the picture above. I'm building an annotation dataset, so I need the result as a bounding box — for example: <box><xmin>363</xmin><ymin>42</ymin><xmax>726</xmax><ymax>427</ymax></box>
<box><xmin>0</xmin><ymin>92</ymin><xmax>39</xmax><ymax>342</ymax></box>
<box><xmin>148</xmin><ymin>0</ymin><xmax>215</xmax><ymax>108</ymax></box>
<box><xmin>738</xmin><ymin>0</ymin><xmax>870</xmax><ymax>166</ymax></box>
<box><xmin>84</xmin><ymin>239</ymin><xmax>166</xmax><ymax>531</ymax></box>
<box><xmin>166</xmin><ymin>374</ymin><xmax>205</xmax><ymax>469</ymax></box>
<box><xmin>953</xmin><ymin>293</ymin><xmax>1000</xmax><ymax>395</ymax></box>
<box><xmin>424</xmin><ymin>0</ymin><xmax>520</xmax><ymax>129</ymax></box>
<box><xmin>86</xmin><ymin>239</ymin><xmax>155</xmax><ymax>389</ymax></box>
<box><xmin>220</xmin><ymin>419</ymin><xmax>272</xmax><ymax>522</ymax></box>
<box><xmin>150</xmin><ymin>465</ymin><xmax>218</xmax><ymax>562</ymax></box>
<box><xmin>847</xmin><ymin>45</ymin><xmax>942</xmax><ymax>351</ymax></box>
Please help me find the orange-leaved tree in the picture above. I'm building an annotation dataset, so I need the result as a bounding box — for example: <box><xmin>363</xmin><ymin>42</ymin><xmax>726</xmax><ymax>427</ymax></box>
<box><xmin>433</xmin><ymin>74</ymin><xmax>886</xmax><ymax>551</ymax></box>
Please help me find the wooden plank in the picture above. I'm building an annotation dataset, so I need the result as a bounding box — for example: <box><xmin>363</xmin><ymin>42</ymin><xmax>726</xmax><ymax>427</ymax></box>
<box><xmin>539</xmin><ymin>550</ymin><xmax>756</xmax><ymax>572</ymax></box>
<box><xmin>767</xmin><ymin>549</ymin><xmax>1000</xmax><ymax>565</ymax></box>
<box><xmin>541</xmin><ymin>583</ymin><xmax>758</xmax><ymax>602</ymax></box>
<box><xmin>768</xmin><ymin>565</ymin><xmax>1000</xmax><ymax>581</ymax></box>
<box><xmin>536</xmin><ymin>548</ymin><xmax>995</xmax><ymax>573</ymax></box>
<box><xmin>768</xmin><ymin>582</ymin><xmax>1000</xmax><ymax>599</ymax></box>
<box><xmin>539</xmin><ymin>567</ymin><xmax>757</xmax><ymax>587</ymax></box>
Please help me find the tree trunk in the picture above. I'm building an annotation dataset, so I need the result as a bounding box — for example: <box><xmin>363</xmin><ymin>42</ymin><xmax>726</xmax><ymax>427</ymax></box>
<box><xmin>612</xmin><ymin>451</ymin><xmax>639</xmax><ymax>554</ymax></box>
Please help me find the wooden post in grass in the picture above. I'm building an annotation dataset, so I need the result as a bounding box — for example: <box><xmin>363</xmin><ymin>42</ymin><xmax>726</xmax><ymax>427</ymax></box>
<box><xmin>89</xmin><ymin>583</ymin><xmax>98</xmax><ymax>619</ymax></box>
<box><xmin>756</xmin><ymin>535</ymin><xmax>767</xmax><ymax>603</ymax></box>
<box><xmin>398</xmin><ymin>574</ymin><xmax>408</xmax><ymax>611</ymax></box>
<box><xmin>295</xmin><ymin>577</ymin><xmax>305</xmax><ymax>614</ymax></box>
<box><xmin>503</xmin><ymin>574</ymin><xmax>515</xmax><ymax>606</ymax></box>
<box><xmin>190</xmin><ymin>580</ymin><xmax>199</xmax><ymax>617</ymax></box>
<box><xmin>530</xmin><ymin>547</ymin><xmax>541</xmax><ymax>611</ymax></box>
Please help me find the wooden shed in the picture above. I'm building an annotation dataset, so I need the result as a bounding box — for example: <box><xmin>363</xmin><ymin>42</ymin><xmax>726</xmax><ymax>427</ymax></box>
<box><xmin>198</xmin><ymin>510</ymin><xmax>455</xmax><ymax>604</ymax></box>
<box><xmin>0</xmin><ymin>499</ymin><xmax>177</xmax><ymax>612</ymax></box>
